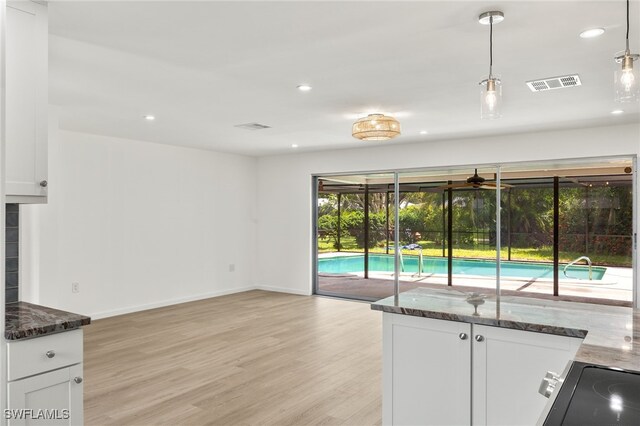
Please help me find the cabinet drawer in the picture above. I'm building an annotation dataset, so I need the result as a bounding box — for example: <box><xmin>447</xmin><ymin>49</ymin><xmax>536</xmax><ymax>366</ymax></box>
<box><xmin>7</xmin><ymin>329</ymin><xmax>82</xmax><ymax>381</ymax></box>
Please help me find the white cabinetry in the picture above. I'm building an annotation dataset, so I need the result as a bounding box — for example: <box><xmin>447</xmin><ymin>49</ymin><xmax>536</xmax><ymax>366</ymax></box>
<box><xmin>472</xmin><ymin>324</ymin><xmax>581</xmax><ymax>426</ymax></box>
<box><xmin>383</xmin><ymin>314</ymin><xmax>471</xmax><ymax>426</ymax></box>
<box><xmin>5</xmin><ymin>0</ymin><xmax>48</xmax><ymax>202</ymax></box>
<box><xmin>7</xmin><ymin>365</ymin><xmax>83</xmax><ymax>426</ymax></box>
<box><xmin>383</xmin><ymin>313</ymin><xmax>582</xmax><ymax>426</ymax></box>
<box><xmin>6</xmin><ymin>330</ymin><xmax>84</xmax><ymax>426</ymax></box>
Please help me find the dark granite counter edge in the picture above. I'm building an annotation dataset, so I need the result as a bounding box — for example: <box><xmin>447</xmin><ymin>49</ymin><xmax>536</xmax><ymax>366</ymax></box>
<box><xmin>371</xmin><ymin>303</ymin><xmax>589</xmax><ymax>339</ymax></box>
<box><xmin>5</xmin><ymin>317</ymin><xmax>91</xmax><ymax>340</ymax></box>
<box><xmin>5</xmin><ymin>301</ymin><xmax>92</xmax><ymax>341</ymax></box>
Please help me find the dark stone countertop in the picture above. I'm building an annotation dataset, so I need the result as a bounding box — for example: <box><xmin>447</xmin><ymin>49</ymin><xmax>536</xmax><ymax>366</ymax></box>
<box><xmin>5</xmin><ymin>301</ymin><xmax>91</xmax><ymax>340</ymax></box>
<box><xmin>371</xmin><ymin>287</ymin><xmax>640</xmax><ymax>372</ymax></box>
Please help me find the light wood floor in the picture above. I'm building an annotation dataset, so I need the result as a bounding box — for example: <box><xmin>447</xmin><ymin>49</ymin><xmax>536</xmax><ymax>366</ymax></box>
<box><xmin>84</xmin><ymin>290</ymin><xmax>382</xmax><ymax>425</ymax></box>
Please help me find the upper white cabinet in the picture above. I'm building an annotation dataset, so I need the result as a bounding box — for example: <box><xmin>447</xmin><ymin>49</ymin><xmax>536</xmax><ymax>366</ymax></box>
<box><xmin>383</xmin><ymin>313</ymin><xmax>582</xmax><ymax>426</ymax></box>
<box><xmin>5</xmin><ymin>0</ymin><xmax>48</xmax><ymax>202</ymax></box>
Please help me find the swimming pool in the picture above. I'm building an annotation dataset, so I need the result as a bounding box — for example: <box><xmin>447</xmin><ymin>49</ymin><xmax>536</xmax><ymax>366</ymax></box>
<box><xmin>317</xmin><ymin>254</ymin><xmax>606</xmax><ymax>281</ymax></box>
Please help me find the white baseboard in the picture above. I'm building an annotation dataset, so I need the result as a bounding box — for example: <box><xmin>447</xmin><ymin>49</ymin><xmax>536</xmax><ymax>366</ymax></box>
<box><xmin>91</xmin><ymin>286</ymin><xmax>256</xmax><ymax>320</ymax></box>
<box><xmin>254</xmin><ymin>284</ymin><xmax>311</xmax><ymax>296</ymax></box>
<box><xmin>90</xmin><ymin>285</ymin><xmax>313</xmax><ymax>319</ymax></box>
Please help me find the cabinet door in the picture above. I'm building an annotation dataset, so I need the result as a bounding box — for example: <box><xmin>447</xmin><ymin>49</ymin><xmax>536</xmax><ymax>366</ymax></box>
<box><xmin>383</xmin><ymin>313</ymin><xmax>471</xmax><ymax>426</ymax></box>
<box><xmin>7</xmin><ymin>364</ymin><xmax>83</xmax><ymax>426</ymax></box>
<box><xmin>472</xmin><ymin>325</ymin><xmax>581</xmax><ymax>426</ymax></box>
<box><xmin>6</xmin><ymin>0</ymin><xmax>48</xmax><ymax>199</ymax></box>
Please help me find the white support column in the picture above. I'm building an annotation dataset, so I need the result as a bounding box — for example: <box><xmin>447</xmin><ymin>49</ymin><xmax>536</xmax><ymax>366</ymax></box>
<box><xmin>633</xmin><ymin>156</ymin><xmax>638</xmax><ymax>308</ymax></box>
<box><xmin>394</xmin><ymin>172</ymin><xmax>399</xmax><ymax>303</ymax></box>
<box><xmin>0</xmin><ymin>0</ymin><xmax>8</xmax><ymax>422</ymax></box>
<box><xmin>496</xmin><ymin>165</ymin><xmax>501</xmax><ymax>304</ymax></box>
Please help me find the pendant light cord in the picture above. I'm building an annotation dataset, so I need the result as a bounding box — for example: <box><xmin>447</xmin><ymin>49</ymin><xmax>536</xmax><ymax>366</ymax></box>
<box><xmin>626</xmin><ymin>0</ymin><xmax>630</xmax><ymax>52</ymax></box>
<box><xmin>489</xmin><ymin>16</ymin><xmax>494</xmax><ymax>78</ymax></box>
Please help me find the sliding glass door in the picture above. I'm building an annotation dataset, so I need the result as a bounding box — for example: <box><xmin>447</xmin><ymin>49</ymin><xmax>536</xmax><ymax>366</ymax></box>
<box><xmin>315</xmin><ymin>172</ymin><xmax>396</xmax><ymax>300</ymax></box>
<box><xmin>314</xmin><ymin>157</ymin><xmax>635</xmax><ymax>306</ymax></box>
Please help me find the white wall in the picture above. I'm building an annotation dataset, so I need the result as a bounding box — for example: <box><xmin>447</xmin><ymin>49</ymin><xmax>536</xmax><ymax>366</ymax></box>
<box><xmin>256</xmin><ymin>123</ymin><xmax>640</xmax><ymax>297</ymax></box>
<box><xmin>17</xmin><ymin>122</ymin><xmax>640</xmax><ymax>316</ymax></box>
<box><xmin>22</xmin><ymin>129</ymin><xmax>258</xmax><ymax>318</ymax></box>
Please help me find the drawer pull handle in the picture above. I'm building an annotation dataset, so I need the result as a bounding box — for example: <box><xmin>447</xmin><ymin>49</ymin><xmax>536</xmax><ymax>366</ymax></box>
<box><xmin>475</xmin><ymin>335</ymin><xmax>485</xmax><ymax>342</ymax></box>
<box><xmin>40</xmin><ymin>180</ymin><xmax>48</xmax><ymax>188</ymax></box>
<box><xmin>45</xmin><ymin>350</ymin><xmax>56</xmax><ymax>358</ymax></box>
<box><xmin>459</xmin><ymin>333</ymin><xmax>468</xmax><ymax>340</ymax></box>
<box><xmin>74</xmin><ymin>377</ymin><xmax>83</xmax><ymax>384</ymax></box>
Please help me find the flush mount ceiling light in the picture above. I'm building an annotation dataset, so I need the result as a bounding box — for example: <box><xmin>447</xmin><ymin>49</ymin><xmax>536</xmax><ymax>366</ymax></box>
<box><xmin>478</xmin><ymin>11</ymin><xmax>504</xmax><ymax>119</ymax></box>
<box><xmin>614</xmin><ymin>0</ymin><xmax>639</xmax><ymax>102</ymax></box>
<box><xmin>580</xmin><ymin>28</ymin><xmax>605</xmax><ymax>38</ymax></box>
<box><xmin>144</xmin><ymin>115</ymin><xmax>155</xmax><ymax>121</ymax></box>
<box><xmin>297</xmin><ymin>84</ymin><xmax>312</xmax><ymax>92</ymax></box>
<box><xmin>352</xmin><ymin>114</ymin><xmax>401</xmax><ymax>141</ymax></box>
<box><xmin>611</xmin><ymin>109</ymin><xmax>625</xmax><ymax>114</ymax></box>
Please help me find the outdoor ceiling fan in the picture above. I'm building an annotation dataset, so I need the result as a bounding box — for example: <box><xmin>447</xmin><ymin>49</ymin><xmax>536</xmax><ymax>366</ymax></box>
<box><xmin>437</xmin><ymin>169</ymin><xmax>513</xmax><ymax>190</ymax></box>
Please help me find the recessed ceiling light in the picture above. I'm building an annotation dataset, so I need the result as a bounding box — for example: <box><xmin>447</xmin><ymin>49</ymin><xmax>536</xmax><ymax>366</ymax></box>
<box><xmin>419</xmin><ymin>130</ymin><xmax>428</xmax><ymax>135</ymax></box>
<box><xmin>297</xmin><ymin>84</ymin><xmax>312</xmax><ymax>92</ymax></box>
<box><xmin>579</xmin><ymin>28</ymin><xmax>605</xmax><ymax>38</ymax></box>
<box><xmin>291</xmin><ymin>144</ymin><xmax>299</xmax><ymax>148</ymax></box>
<box><xmin>144</xmin><ymin>115</ymin><xmax>155</xmax><ymax>121</ymax></box>
<box><xmin>611</xmin><ymin>109</ymin><xmax>624</xmax><ymax>114</ymax></box>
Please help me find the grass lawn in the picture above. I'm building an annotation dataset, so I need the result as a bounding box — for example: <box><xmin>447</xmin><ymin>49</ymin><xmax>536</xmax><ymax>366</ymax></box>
<box><xmin>317</xmin><ymin>236</ymin><xmax>632</xmax><ymax>267</ymax></box>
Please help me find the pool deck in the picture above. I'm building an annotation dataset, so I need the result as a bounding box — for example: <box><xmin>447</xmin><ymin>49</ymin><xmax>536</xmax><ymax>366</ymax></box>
<box><xmin>317</xmin><ymin>253</ymin><xmax>633</xmax><ymax>304</ymax></box>
<box><xmin>318</xmin><ymin>273</ymin><xmax>632</xmax><ymax>305</ymax></box>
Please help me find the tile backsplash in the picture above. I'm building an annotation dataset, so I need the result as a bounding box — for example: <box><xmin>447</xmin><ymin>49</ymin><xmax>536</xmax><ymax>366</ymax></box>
<box><xmin>6</xmin><ymin>204</ymin><xmax>19</xmax><ymax>303</ymax></box>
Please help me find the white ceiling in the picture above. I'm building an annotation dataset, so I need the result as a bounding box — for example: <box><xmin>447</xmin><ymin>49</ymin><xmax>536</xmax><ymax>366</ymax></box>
<box><xmin>49</xmin><ymin>1</ymin><xmax>640</xmax><ymax>156</ymax></box>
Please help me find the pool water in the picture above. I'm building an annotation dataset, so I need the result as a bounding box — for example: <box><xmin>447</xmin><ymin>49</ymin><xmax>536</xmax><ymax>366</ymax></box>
<box><xmin>318</xmin><ymin>254</ymin><xmax>606</xmax><ymax>280</ymax></box>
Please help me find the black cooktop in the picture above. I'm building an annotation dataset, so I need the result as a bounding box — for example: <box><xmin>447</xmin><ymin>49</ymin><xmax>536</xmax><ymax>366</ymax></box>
<box><xmin>544</xmin><ymin>362</ymin><xmax>640</xmax><ymax>425</ymax></box>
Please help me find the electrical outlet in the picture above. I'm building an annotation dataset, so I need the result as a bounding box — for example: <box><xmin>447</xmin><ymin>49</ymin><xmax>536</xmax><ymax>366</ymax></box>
<box><xmin>229</xmin><ymin>264</ymin><xmax>235</xmax><ymax>272</ymax></box>
<box><xmin>71</xmin><ymin>282</ymin><xmax>80</xmax><ymax>293</ymax></box>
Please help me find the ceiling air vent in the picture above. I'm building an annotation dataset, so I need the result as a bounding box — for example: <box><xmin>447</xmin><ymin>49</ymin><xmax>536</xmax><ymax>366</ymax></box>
<box><xmin>234</xmin><ymin>122</ymin><xmax>271</xmax><ymax>131</ymax></box>
<box><xmin>526</xmin><ymin>74</ymin><xmax>582</xmax><ymax>92</ymax></box>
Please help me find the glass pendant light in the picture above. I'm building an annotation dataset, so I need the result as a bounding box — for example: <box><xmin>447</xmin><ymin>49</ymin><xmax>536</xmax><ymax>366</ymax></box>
<box><xmin>479</xmin><ymin>11</ymin><xmax>504</xmax><ymax>119</ymax></box>
<box><xmin>615</xmin><ymin>0</ymin><xmax>639</xmax><ymax>102</ymax></box>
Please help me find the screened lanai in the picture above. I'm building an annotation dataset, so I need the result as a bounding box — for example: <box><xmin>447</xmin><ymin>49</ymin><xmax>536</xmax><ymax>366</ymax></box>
<box><xmin>314</xmin><ymin>159</ymin><xmax>634</xmax><ymax>306</ymax></box>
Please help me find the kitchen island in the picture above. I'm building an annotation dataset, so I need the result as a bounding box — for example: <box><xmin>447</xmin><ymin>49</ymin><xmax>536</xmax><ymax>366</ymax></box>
<box><xmin>371</xmin><ymin>287</ymin><xmax>639</xmax><ymax>426</ymax></box>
